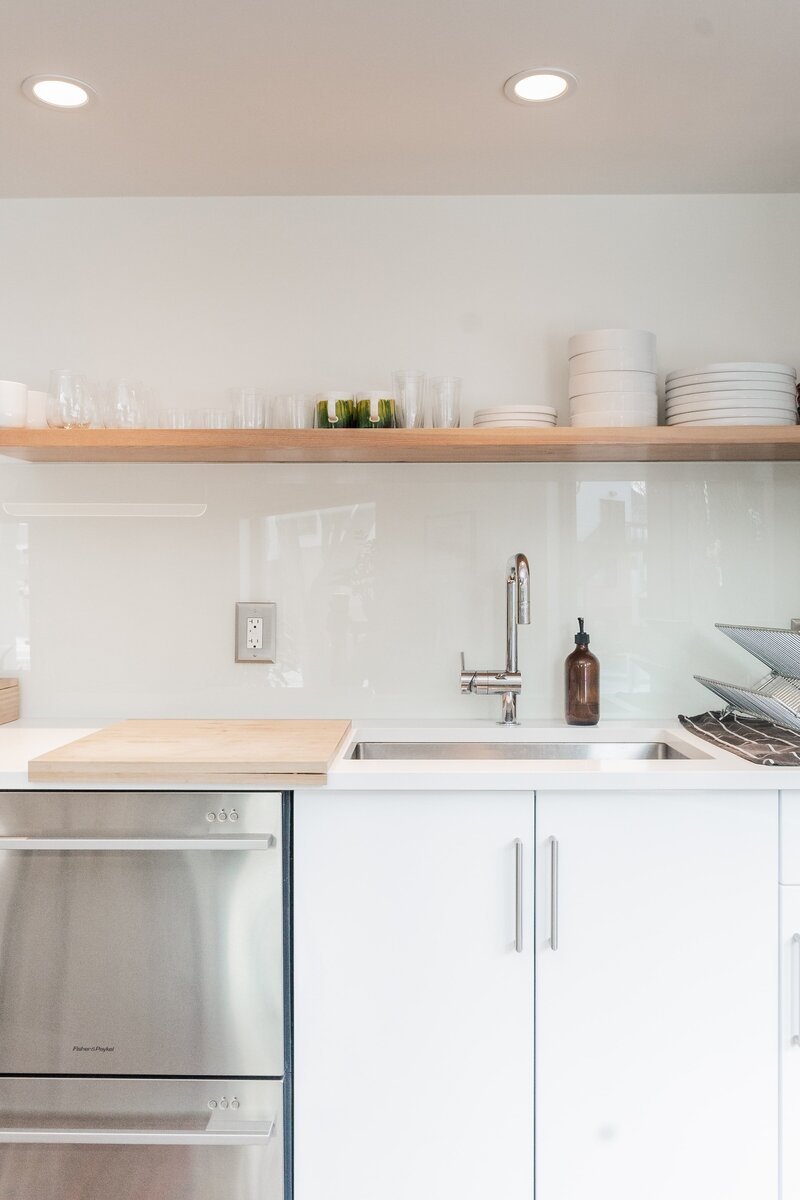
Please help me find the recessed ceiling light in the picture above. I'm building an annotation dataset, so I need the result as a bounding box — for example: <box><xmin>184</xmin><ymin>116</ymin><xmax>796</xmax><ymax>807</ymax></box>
<box><xmin>503</xmin><ymin>69</ymin><xmax>577</xmax><ymax>104</ymax></box>
<box><xmin>21</xmin><ymin>75</ymin><xmax>96</xmax><ymax>109</ymax></box>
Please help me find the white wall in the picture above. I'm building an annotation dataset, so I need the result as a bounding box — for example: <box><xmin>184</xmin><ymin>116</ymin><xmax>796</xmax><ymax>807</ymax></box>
<box><xmin>0</xmin><ymin>195</ymin><xmax>798</xmax><ymax>721</ymax></box>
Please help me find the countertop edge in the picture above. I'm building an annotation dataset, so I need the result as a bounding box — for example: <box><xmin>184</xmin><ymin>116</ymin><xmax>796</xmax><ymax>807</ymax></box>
<box><xmin>0</xmin><ymin>718</ymin><xmax>798</xmax><ymax>792</ymax></box>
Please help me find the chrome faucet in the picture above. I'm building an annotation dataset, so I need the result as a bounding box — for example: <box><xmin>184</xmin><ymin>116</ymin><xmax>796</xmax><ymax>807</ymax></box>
<box><xmin>460</xmin><ymin>552</ymin><xmax>531</xmax><ymax>724</ymax></box>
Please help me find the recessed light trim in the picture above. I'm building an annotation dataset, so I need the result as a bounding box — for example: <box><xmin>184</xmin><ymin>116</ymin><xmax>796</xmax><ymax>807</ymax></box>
<box><xmin>503</xmin><ymin>68</ymin><xmax>577</xmax><ymax>105</ymax></box>
<box><xmin>21</xmin><ymin>75</ymin><xmax>96</xmax><ymax>109</ymax></box>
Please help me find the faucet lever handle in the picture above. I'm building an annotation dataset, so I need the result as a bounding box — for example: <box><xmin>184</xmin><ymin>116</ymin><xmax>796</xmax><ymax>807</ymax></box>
<box><xmin>460</xmin><ymin>651</ymin><xmax>476</xmax><ymax>694</ymax></box>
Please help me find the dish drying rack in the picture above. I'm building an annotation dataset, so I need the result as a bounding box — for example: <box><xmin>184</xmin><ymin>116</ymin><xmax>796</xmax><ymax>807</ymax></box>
<box><xmin>696</xmin><ymin>623</ymin><xmax>800</xmax><ymax>733</ymax></box>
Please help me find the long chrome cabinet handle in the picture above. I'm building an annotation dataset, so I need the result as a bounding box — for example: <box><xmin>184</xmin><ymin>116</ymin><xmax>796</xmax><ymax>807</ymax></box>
<box><xmin>793</xmin><ymin>934</ymin><xmax>800</xmax><ymax>1047</ymax></box>
<box><xmin>0</xmin><ymin>837</ymin><xmax>276</xmax><ymax>851</ymax></box>
<box><xmin>549</xmin><ymin>836</ymin><xmax>559</xmax><ymax>951</ymax></box>
<box><xmin>514</xmin><ymin>838</ymin><xmax>524</xmax><ymax>953</ymax></box>
<box><xmin>0</xmin><ymin>1122</ymin><xmax>275</xmax><ymax>1145</ymax></box>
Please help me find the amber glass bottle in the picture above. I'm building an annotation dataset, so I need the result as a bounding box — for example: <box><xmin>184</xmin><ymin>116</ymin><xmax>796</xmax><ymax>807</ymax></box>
<box><xmin>565</xmin><ymin>618</ymin><xmax>599</xmax><ymax>726</ymax></box>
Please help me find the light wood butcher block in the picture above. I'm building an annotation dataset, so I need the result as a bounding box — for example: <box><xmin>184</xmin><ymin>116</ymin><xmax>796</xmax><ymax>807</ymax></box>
<box><xmin>0</xmin><ymin>679</ymin><xmax>20</xmax><ymax>726</ymax></box>
<box><xmin>28</xmin><ymin>718</ymin><xmax>352</xmax><ymax>784</ymax></box>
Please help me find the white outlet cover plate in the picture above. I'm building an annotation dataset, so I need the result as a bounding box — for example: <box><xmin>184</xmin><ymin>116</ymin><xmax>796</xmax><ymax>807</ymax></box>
<box><xmin>235</xmin><ymin>602</ymin><xmax>276</xmax><ymax>663</ymax></box>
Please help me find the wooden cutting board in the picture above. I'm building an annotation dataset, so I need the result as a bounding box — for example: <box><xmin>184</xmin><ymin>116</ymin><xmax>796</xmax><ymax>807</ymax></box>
<box><xmin>28</xmin><ymin>718</ymin><xmax>352</xmax><ymax>784</ymax></box>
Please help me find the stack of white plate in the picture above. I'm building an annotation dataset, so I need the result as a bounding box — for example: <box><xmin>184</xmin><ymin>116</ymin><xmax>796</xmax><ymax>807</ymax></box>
<box><xmin>473</xmin><ymin>405</ymin><xmax>557</xmax><ymax>429</ymax></box>
<box><xmin>665</xmin><ymin>362</ymin><xmax>798</xmax><ymax>426</ymax></box>
<box><xmin>568</xmin><ymin>329</ymin><xmax>657</xmax><ymax>426</ymax></box>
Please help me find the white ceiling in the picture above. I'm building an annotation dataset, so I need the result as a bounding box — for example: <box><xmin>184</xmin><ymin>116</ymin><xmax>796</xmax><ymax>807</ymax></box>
<box><xmin>2</xmin><ymin>0</ymin><xmax>800</xmax><ymax>196</ymax></box>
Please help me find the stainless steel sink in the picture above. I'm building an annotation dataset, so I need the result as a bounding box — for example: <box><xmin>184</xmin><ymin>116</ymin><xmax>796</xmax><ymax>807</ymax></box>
<box><xmin>349</xmin><ymin>740</ymin><xmax>704</xmax><ymax>761</ymax></box>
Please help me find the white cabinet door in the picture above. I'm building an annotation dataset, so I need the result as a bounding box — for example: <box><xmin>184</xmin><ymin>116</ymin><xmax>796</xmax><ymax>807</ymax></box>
<box><xmin>536</xmin><ymin>789</ymin><xmax>778</xmax><ymax>1200</ymax></box>
<box><xmin>781</xmin><ymin>885</ymin><xmax>800</xmax><ymax>1197</ymax></box>
<box><xmin>293</xmin><ymin>789</ymin><xmax>534</xmax><ymax>1200</ymax></box>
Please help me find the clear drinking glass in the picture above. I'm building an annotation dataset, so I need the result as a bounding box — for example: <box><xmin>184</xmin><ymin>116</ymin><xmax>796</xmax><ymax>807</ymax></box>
<box><xmin>229</xmin><ymin>388</ymin><xmax>266</xmax><ymax>429</ymax></box>
<box><xmin>204</xmin><ymin>409</ymin><xmax>234</xmax><ymax>429</ymax></box>
<box><xmin>391</xmin><ymin>371</ymin><xmax>426</xmax><ymax>428</ymax></box>
<box><xmin>271</xmin><ymin>393</ymin><xmax>314</xmax><ymax>429</ymax></box>
<box><xmin>161</xmin><ymin>408</ymin><xmax>188</xmax><ymax>429</ymax></box>
<box><xmin>429</xmin><ymin>375</ymin><xmax>462</xmax><ymax>428</ymax></box>
<box><xmin>102</xmin><ymin>380</ymin><xmax>145</xmax><ymax>428</ymax></box>
<box><xmin>47</xmin><ymin>370</ymin><xmax>95</xmax><ymax>429</ymax></box>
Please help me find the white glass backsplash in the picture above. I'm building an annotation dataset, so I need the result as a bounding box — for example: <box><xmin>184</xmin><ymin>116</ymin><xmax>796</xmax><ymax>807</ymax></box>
<box><xmin>0</xmin><ymin>460</ymin><xmax>796</xmax><ymax>721</ymax></box>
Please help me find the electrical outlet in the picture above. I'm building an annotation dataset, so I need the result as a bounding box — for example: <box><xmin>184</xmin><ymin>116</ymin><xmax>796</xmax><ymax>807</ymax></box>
<box><xmin>235</xmin><ymin>603</ymin><xmax>276</xmax><ymax>663</ymax></box>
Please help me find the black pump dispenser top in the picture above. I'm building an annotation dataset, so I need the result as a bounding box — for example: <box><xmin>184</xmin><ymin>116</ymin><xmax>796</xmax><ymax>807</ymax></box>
<box><xmin>575</xmin><ymin>617</ymin><xmax>590</xmax><ymax>646</ymax></box>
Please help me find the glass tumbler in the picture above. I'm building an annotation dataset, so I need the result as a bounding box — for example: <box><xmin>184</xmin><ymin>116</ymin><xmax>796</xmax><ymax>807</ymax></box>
<box><xmin>429</xmin><ymin>376</ymin><xmax>462</xmax><ymax>428</ymax></box>
<box><xmin>272</xmin><ymin>394</ymin><xmax>314</xmax><ymax>429</ymax></box>
<box><xmin>102</xmin><ymin>380</ymin><xmax>145</xmax><ymax>428</ymax></box>
<box><xmin>47</xmin><ymin>370</ymin><xmax>95</xmax><ymax>429</ymax></box>
<box><xmin>204</xmin><ymin>409</ymin><xmax>234</xmax><ymax>429</ymax></box>
<box><xmin>229</xmin><ymin>388</ymin><xmax>266</xmax><ymax>429</ymax></box>
<box><xmin>391</xmin><ymin>371</ymin><xmax>426</xmax><ymax>428</ymax></box>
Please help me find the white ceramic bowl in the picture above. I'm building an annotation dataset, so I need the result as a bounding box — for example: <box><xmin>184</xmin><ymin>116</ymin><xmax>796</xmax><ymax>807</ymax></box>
<box><xmin>667</xmin><ymin>394</ymin><xmax>797</xmax><ymax>414</ymax></box>
<box><xmin>0</xmin><ymin>379</ymin><xmax>28</xmax><ymax>428</ymax></box>
<box><xmin>26</xmin><ymin>389</ymin><xmax>49</xmax><ymax>429</ymax></box>
<box><xmin>568</xmin><ymin>370</ymin><xmax>656</xmax><ymax>398</ymax></box>
<box><xmin>570</xmin><ymin>391</ymin><xmax>658</xmax><ymax>415</ymax></box>
<box><xmin>568</xmin><ymin>329</ymin><xmax>656</xmax><ymax>358</ymax></box>
<box><xmin>667</xmin><ymin>409</ymin><xmax>797</xmax><ymax>426</ymax></box>
<box><xmin>569</xmin><ymin>347</ymin><xmax>656</xmax><ymax>374</ymax></box>
<box><xmin>570</xmin><ymin>411</ymin><xmax>658</xmax><ymax>428</ymax></box>
<box><xmin>666</xmin><ymin>378</ymin><xmax>796</xmax><ymax>397</ymax></box>
<box><xmin>667</xmin><ymin>400</ymin><xmax>797</xmax><ymax>420</ymax></box>
<box><xmin>666</xmin><ymin>362</ymin><xmax>796</xmax><ymax>383</ymax></box>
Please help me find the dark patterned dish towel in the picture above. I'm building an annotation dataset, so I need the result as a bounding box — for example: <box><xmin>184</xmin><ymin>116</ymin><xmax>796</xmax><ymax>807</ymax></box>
<box><xmin>679</xmin><ymin>710</ymin><xmax>800</xmax><ymax>765</ymax></box>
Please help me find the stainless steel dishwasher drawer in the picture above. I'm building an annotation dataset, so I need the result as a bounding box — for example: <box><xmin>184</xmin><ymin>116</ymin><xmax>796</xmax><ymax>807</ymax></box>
<box><xmin>0</xmin><ymin>1078</ymin><xmax>284</xmax><ymax>1200</ymax></box>
<box><xmin>0</xmin><ymin>791</ymin><xmax>285</xmax><ymax>1077</ymax></box>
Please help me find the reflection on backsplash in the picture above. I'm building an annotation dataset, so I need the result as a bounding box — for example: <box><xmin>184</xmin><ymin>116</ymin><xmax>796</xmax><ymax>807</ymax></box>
<box><xmin>0</xmin><ymin>522</ymin><xmax>29</xmax><ymax>672</ymax></box>
<box><xmin>239</xmin><ymin>502</ymin><xmax>377</xmax><ymax>690</ymax></box>
<box><xmin>0</xmin><ymin>461</ymin><xmax>797</xmax><ymax>721</ymax></box>
<box><xmin>575</xmin><ymin>481</ymin><xmax>649</xmax><ymax>713</ymax></box>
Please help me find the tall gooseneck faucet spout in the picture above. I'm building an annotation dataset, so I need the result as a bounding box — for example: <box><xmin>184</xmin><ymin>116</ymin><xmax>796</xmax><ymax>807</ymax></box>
<box><xmin>460</xmin><ymin>551</ymin><xmax>531</xmax><ymax>725</ymax></box>
<box><xmin>510</xmin><ymin>553</ymin><xmax>531</xmax><ymax>625</ymax></box>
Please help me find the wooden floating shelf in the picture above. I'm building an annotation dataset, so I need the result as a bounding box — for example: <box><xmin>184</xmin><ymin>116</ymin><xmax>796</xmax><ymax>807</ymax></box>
<box><xmin>1</xmin><ymin>426</ymin><xmax>799</xmax><ymax>464</ymax></box>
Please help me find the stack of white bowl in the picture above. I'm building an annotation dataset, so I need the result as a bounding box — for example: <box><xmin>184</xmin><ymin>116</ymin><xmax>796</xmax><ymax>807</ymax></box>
<box><xmin>665</xmin><ymin>362</ymin><xmax>798</xmax><ymax>426</ymax></box>
<box><xmin>473</xmin><ymin>404</ymin><xmax>556</xmax><ymax>429</ymax></box>
<box><xmin>568</xmin><ymin>329</ymin><xmax>657</xmax><ymax>426</ymax></box>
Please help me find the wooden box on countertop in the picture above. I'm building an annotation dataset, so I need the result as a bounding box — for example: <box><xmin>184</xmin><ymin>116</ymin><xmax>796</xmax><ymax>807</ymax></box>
<box><xmin>0</xmin><ymin>679</ymin><xmax>19</xmax><ymax>725</ymax></box>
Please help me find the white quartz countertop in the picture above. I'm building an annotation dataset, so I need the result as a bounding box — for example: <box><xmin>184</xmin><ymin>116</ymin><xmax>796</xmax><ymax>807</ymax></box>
<box><xmin>0</xmin><ymin>717</ymin><xmax>798</xmax><ymax>791</ymax></box>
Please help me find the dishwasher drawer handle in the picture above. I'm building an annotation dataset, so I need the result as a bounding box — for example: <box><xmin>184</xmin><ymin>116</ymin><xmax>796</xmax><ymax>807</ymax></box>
<box><xmin>0</xmin><ymin>836</ymin><xmax>276</xmax><ymax>851</ymax></box>
<box><xmin>0</xmin><ymin>1120</ymin><xmax>276</xmax><ymax>1146</ymax></box>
